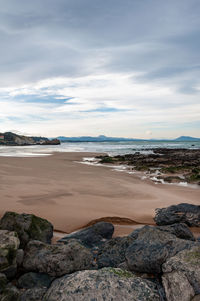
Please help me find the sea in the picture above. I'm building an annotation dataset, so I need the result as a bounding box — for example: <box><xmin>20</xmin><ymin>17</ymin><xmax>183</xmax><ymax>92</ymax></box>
<box><xmin>0</xmin><ymin>140</ymin><xmax>200</xmax><ymax>157</ymax></box>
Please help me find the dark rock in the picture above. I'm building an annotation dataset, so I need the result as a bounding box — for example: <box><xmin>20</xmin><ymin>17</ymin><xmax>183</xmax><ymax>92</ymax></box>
<box><xmin>129</xmin><ymin>223</ymin><xmax>195</xmax><ymax>241</ymax></box>
<box><xmin>44</xmin><ymin>268</ymin><xmax>161</xmax><ymax>301</ymax></box>
<box><xmin>125</xmin><ymin>225</ymin><xmax>197</xmax><ymax>274</ymax></box>
<box><xmin>154</xmin><ymin>203</ymin><xmax>200</xmax><ymax>227</ymax></box>
<box><xmin>23</xmin><ymin>240</ymin><xmax>93</xmax><ymax>277</ymax></box>
<box><xmin>96</xmin><ymin>236</ymin><xmax>135</xmax><ymax>268</ymax></box>
<box><xmin>17</xmin><ymin>272</ymin><xmax>52</xmax><ymax>289</ymax></box>
<box><xmin>126</xmin><ymin>240</ymin><xmax>169</xmax><ymax>274</ymax></box>
<box><xmin>157</xmin><ymin>223</ymin><xmax>195</xmax><ymax>241</ymax></box>
<box><xmin>16</xmin><ymin>249</ymin><xmax>24</xmax><ymax>267</ymax></box>
<box><xmin>18</xmin><ymin>288</ymin><xmax>46</xmax><ymax>301</ymax></box>
<box><xmin>162</xmin><ymin>245</ymin><xmax>200</xmax><ymax>301</ymax></box>
<box><xmin>59</xmin><ymin>221</ymin><xmax>114</xmax><ymax>248</ymax></box>
<box><xmin>0</xmin><ymin>284</ymin><xmax>20</xmax><ymax>301</ymax></box>
<box><xmin>0</xmin><ymin>212</ymin><xmax>53</xmax><ymax>248</ymax></box>
<box><xmin>0</xmin><ymin>273</ymin><xmax>7</xmax><ymax>293</ymax></box>
<box><xmin>0</xmin><ymin>230</ymin><xmax>20</xmax><ymax>276</ymax></box>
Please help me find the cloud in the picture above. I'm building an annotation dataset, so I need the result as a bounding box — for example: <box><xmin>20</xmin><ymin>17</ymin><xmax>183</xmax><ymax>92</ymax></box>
<box><xmin>0</xmin><ymin>0</ymin><xmax>199</xmax><ymax>137</ymax></box>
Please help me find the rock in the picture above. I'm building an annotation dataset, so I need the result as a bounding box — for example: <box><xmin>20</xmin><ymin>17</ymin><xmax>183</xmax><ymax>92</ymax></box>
<box><xmin>191</xmin><ymin>296</ymin><xmax>200</xmax><ymax>301</ymax></box>
<box><xmin>125</xmin><ymin>225</ymin><xmax>196</xmax><ymax>274</ymax></box>
<box><xmin>0</xmin><ymin>230</ymin><xmax>20</xmax><ymax>276</ymax></box>
<box><xmin>129</xmin><ymin>223</ymin><xmax>195</xmax><ymax>241</ymax></box>
<box><xmin>0</xmin><ymin>273</ymin><xmax>7</xmax><ymax>292</ymax></box>
<box><xmin>157</xmin><ymin>223</ymin><xmax>195</xmax><ymax>241</ymax></box>
<box><xmin>162</xmin><ymin>245</ymin><xmax>200</xmax><ymax>301</ymax></box>
<box><xmin>23</xmin><ymin>240</ymin><xmax>93</xmax><ymax>277</ymax></box>
<box><xmin>0</xmin><ymin>212</ymin><xmax>53</xmax><ymax>248</ymax></box>
<box><xmin>18</xmin><ymin>288</ymin><xmax>46</xmax><ymax>301</ymax></box>
<box><xmin>43</xmin><ymin>268</ymin><xmax>161</xmax><ymax>301</ymax></box>
<box><xmin>0</xmin><ymin>284</ymin><xmax>20</xmax><ymax>301</ymax></box>
<box><xmin>59</xmin><ymin>222</ymin><xmax>114</xmax><ymax>248</ymax></box>
<box><xmin>96</xmin><ymin>236</ymin><xmax>135</xmax><ymax>268</ymax></box>
<box><xmin>154</xmin><ymin>203</ymin><xmax>200</xmax><ymax>227</ymax></box>
<box><xmin>16</xmin><ymin>249</ymin><xmax>24</xmax><ymax>267</ymax></box>
<box><xmin>17</xmin><ymin>272</ymin><xmax>52</xmax><ymax>289</ymax></box>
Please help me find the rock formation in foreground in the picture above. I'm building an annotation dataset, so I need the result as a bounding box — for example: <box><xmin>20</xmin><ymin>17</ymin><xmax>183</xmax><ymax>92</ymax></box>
<box><xmin>0</xmin><ymin>203</ymin><xmax>199</xmax><ymax>301</ymax></box>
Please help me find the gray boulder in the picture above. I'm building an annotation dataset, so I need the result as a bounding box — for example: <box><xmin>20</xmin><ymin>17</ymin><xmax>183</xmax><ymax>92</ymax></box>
<box><xmin>162</xmin><ymin>245</ymin><xmax>200</xmax><ymax>301</ymax></box>
<box><xmin>23</xmin><ymin>240</ymin><xmax>93</xmax><ymax>277</ymax></box>
<box><xmin>154</xmin><ymin>203</ymin><xmax>200</xmax><ymax>227</ymax></box>
<box><xmin>126</xmin><ymin>225</ymin><xmax>196</xmax><ymax>274</ymax></box>
<box><xmin>59</xmin><ymin>221</ymin><xmax>114</xmax><ymax>248</ymax></box>
<box><xmin>43</xmin><ymin>268</ymin><xmax>161</xmax><ymax>301</ymax></box>
<box><xmin>0</xmin><ymin>230</ymin><xmax>20</xmax><ymax>276</ymax></box>
<box><xmin>17</xmin><ymin>272</ymin><xmax>52</xmax><ymax>289</ymax></box>
<box><xmin>18</xmin><ymin>288</ymin><xmax>46</xmax><ymax>301</ymax></box>
<box><xmin>0</xmin><ymin>212</ymin><xmax>53</xmax><ymax>248</ymax></box>
<box><xmin>96</xmin><ymin>236</ymin><xmax>135</xmax><ymax>268</ymax></box>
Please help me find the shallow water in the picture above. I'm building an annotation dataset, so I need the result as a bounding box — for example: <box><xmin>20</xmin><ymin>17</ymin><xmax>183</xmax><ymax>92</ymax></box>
<box><xmin>0</xmin><ymin>140</ymin><xmax>199</xmax><ymax>157</ymax></box>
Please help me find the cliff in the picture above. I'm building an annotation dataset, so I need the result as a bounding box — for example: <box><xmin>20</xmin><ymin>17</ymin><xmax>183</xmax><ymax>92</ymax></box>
<box><xmin>0</xmin><ymin>132</ymin><xmax>60</xmax><ymax>146</ymax></box>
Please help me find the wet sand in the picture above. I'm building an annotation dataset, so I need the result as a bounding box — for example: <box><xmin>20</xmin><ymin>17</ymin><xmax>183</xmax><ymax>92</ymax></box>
<box><xmin>0</xmin><ymin>152</ymin><xmax>199</xmax><ymax>236</ymax></box>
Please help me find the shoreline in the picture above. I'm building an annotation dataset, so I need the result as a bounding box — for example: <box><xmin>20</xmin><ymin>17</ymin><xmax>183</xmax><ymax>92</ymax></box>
<box><xmin>0</xmin><ymin>151</ymin><xmax>199</xmax><ymax>237</ymax></box>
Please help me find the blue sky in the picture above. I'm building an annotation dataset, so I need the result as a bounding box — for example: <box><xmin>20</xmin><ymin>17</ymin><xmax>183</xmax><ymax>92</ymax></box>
<box><xmin>0</xmin><ymin>0</ymin><xmax>199</xmax><ymax>138</ymax></box>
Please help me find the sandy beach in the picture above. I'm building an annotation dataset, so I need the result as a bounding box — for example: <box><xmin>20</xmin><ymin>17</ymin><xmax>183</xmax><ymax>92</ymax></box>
<box><xmin>0</xmin><ymin>152</ymin><xmax>199</xmax><ymax>237</ymax></box>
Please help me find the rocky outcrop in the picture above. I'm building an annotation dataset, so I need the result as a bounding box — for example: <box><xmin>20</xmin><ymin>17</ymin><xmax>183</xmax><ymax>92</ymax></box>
<box><xmin>0</xmin><ymin>131</ymin><xmax>60</xmax><ymax>146</ymax></box>
<box><xmin>162</xmin><ymin>245</ymin><xmax>200</xmax><ymax>301</ymax></box>
<box><xmin>125</xmin><ymin>225</ymin><xmax>197</xmax><ymax>274</ymax></box>
<box><xmin>59</xmin><ymin>221</ymin><xmax>114</xmax><ymax>248</ymax></box>
<box><xmin>43</xmin><ymin>268</ymin><xmax>161</xmax><ymax>301</ymax></box>
<box><xmin>154</xmin><ymin>203</ymin><xmax>200</xmax><ymax>227</ymax></box>
<box><xmin>23</xmin><ymin>240</ymin><xmax>93</xmax><ymax>277</ymax></box>
<box><xmin>97</xmin><ymin>148</ymin><xmax>200</xmax><ymax>184</ymax></box>
<box><xmin>0</xmin><ymin>230</ymin><xmax>20</xmax><ymax>276</ymax></box>
<box><xmin>0</xmin><ymin>212</ymin><xmax>53</xmax><ymax>248</ymax></box>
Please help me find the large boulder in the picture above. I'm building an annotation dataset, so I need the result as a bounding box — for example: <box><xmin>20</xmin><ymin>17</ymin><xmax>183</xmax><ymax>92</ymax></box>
<box><xmin>23</xmin><ymin>240</ymin><xmax>93</xmax><ymax>277</ymax></box>
<box><xmin>43</xmin><ymin>268</ymin><xmax>161</xmax><ymax>301</ymax></box>
<box><xmin>0</xmin><ymin>230</ymin><xmax>20</xmax><ymax>276</ymax></box>
<box><xmin>125</xmin><ymin>225</ymin><xmax>197</xmax><ymax>274</ymax></box>
<box><xmin>96</xmin><ymin>236</ymin><xmax>135</xmax><ymax>268</ymax></box>
<box><xmin>0</xmin><ymin>212</ymin><xmax>53</xmax><ymax>248</ymax></box>
<box><xmin>17</xmin><ymin>272</ymin><xmax>52</xmax><ymax>289</ymax></box>
<box><xmin>162</xmin><ymin>245</ymin><xmax>200</xmax><ymax>301</ymax></box>
<box><xmin>154</xmin><ymin>203</ymin><xmax>200</xmax><ymax>227</ymax></box>
<box><xmin>59</xmin><ymin>221</ymin><xmax>114</xmax><ymax>248</ymax></box>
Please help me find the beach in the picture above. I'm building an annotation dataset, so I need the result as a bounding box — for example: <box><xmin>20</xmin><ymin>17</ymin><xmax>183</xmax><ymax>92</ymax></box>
<box><xmin>0</xmin><ymin>152</ymin><xmax>199</xmax><ymax>237</ymax></box>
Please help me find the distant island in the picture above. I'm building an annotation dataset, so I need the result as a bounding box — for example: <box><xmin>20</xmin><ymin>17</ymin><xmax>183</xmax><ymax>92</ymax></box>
<box><xmin>0</xmin><ymin>132</ymin><xmax>60</xmax><ymax>146</ymax></box>
<box><xmin>57</xmin><ymin>135</ymin><xmax>200</xmax><ymax>142</ymax></box>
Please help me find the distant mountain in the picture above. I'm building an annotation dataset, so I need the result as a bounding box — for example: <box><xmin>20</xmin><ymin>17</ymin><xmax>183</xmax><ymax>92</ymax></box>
<box><xmin>174</xmin><ymin>136</ymin><xmax>200</xmax><ymax>142</ymax></box>
<box><xmin>0</xmin><ymin>132</ymin><xmax>60</xmax><ymax>146</ymax></box>
<box><xmin>57</xmin><ymin>135</ymin><xmax>200</xmax><ymax>142</ymax></box>
<box><xmin>57</xmin><ymin>135</ymin><xmax>143</xmax><ymax>142</ymax></box>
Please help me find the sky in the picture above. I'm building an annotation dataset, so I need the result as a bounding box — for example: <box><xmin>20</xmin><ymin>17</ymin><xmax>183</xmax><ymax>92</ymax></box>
<box><xmin>0</xmin><ymin>0</ymin><xmax>200</xmax><ymax>138</ymax></box>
